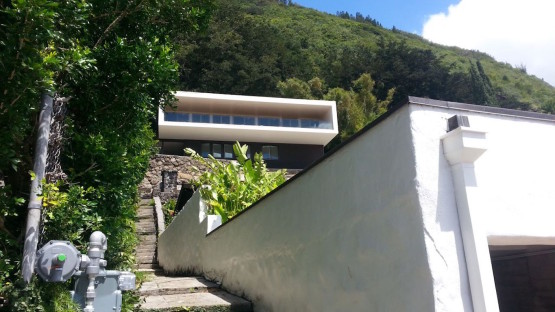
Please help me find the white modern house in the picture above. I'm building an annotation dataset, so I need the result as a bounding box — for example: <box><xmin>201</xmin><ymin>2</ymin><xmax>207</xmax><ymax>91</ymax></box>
<box><xmin>158</xmin><ymin>91</ymin><xmax>338</xmax><ymax>169</ymax></box>
<box><xmin>158</xmin><ymin>96</ymin><xmax>555</xmax><ymax>311</ymax></box>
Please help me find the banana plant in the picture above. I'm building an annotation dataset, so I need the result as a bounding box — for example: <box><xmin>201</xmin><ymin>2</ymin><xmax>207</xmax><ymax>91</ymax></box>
<box><xmin>186</xmin><ymin>142</ymin><xmax>286</xmax><ymax>222</ymax></box>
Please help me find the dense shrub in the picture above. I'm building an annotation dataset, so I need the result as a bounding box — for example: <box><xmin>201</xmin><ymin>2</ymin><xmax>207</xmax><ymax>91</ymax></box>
<box><xmin>186</xmin><ymin>142</ymin><xmax>286</xmax><ymax>222</ymax></box>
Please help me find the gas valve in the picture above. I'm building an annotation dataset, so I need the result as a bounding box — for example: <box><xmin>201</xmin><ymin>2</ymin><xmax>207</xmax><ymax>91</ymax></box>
<box><xmin>35</xmin><ymin>240</ymin><xmax>81</xmax><ymax>282</ymax></box>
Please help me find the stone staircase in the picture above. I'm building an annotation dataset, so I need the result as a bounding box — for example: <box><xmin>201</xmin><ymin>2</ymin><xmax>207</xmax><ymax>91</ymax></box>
<box><xmin>136</xmin><ymin>199</ymin><xmax>159</xmax><ymax>271</ymax></box>
<box><xmin>135</xmin><ymin>198</ymin><xmax>253</xmax><ymax>311</ymax></box>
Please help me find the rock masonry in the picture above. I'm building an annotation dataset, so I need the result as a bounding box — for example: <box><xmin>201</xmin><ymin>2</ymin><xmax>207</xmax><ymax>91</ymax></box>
<box><xmin>139</xmin><ymin>154</ymin><xmax>301</xmax><ymax>203</ymax></box>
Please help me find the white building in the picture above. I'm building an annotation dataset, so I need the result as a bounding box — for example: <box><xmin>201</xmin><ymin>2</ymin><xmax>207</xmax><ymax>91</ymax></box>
<box><xmin>159</xmin><ymin>96</ymin><xmax>555</xmax><ymax>311</ymax></box>
<box><xmin>158</xmin><ymin>91</ymin><xmax>338</xmax><ymax>169</ymax></box>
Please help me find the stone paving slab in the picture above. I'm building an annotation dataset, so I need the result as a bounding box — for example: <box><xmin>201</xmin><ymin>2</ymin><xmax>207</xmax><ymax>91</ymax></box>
<box><xmin>140</xmin><ymin>277</ymin><xmax>219</xmax><ymax>296</ymax></box>
<box><xmin>137</xmin><ymin>228</ymin><xmax>157</xmax><ymax>235</ymax></box>
<box><xmin>140</xmin><ymin>290</ymin><xmax>252</xmax><ymax>311</ymax></box>
<box><xmin>137</xmin><ymin>263</ymin><xmax>160</xmax><ymax>270</ymax></box>
<box><xmin>137</xmin><ymin>210</ymin><xmax>154</xmax><ymax>219</ymax></box>
<box><xmin>140</xmin><ymin>199</ymin><xmax>154</xmax><ymax>206</ymax></box>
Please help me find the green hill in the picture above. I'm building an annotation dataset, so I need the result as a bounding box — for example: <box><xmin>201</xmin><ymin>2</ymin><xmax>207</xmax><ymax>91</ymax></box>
<box><xmin>176</xmin><ymin>0</ymin><xmax>555</xmax><ymax>113</ymax></box>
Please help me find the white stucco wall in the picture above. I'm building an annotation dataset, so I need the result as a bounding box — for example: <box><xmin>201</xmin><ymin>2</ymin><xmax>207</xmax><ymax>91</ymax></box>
<box><xmin>159</xmin><ymin>105</ymin><xmax>435</xmax><ymax>312</ymax></box>
<box><xmin>409</xmin><ymin>103</ymin><xmax>555</xmax><ymax>311</ymax></box>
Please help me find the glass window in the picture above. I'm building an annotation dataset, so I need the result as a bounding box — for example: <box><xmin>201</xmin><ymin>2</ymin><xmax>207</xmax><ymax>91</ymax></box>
<box><xmin>245</xmin><ymin>117</ymin><xmax>255</xmax><ymax>125</ymax></box>
<box><xmin>282</xmin><ymin>118</ymin><xmax>299</xmax><ymax>127</ymax></box>
<box><xmin>224</xmin><ymin>144</ymin><xmax>233</xmax><ymax>159</ymax></box>
<box><xmin>233</xmin><ymin>115</ymin><xmax>256</xmax><ymax>125</ymax></box>
<box><xmin>165</xmin><ymin>112</ymin><xmax>189</xmax><ymax>122</ymax></box>
<box><xmin>213</xmin><ymin>115</ymin><xmax>231</xmax><ymax>124</ymax></box>
<box><xmin>258</xmin><ymin>117</ymin><xmax>280</xmax><ymax>127</ymax></box>
<box><xmin>318</xmin><ymin>121</ymin><xmax>332</xmax><ymax>129</ymax></box>
<box><xmin>301</xmin><ymin>119</ymin><xmax>319</xmax><ymax>128</ymax></box>
<box><xmin>201</xmin><ymin>143</ymin><xmax>210</xmax><ymax>157</ymax></box>
<box><xmin>213</xmin><ymin>144</ymin><xmax>222</xmax><ymax>158</ymax></box>
<box><xmin>262</xmin><ymin>145</ymin><xmax>278</xmax><ymax>160</ymax></box>
<box><xmin>192</xmin><ymin>113</ymin><xmax>210</xmax><ymax>123</ymax></box>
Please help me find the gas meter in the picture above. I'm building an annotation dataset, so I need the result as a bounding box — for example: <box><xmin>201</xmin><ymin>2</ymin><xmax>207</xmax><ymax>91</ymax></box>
<box><xmin>35</xmin><ymin>231</ymin><xmax>135</xmax><ymax>312</ymax></box>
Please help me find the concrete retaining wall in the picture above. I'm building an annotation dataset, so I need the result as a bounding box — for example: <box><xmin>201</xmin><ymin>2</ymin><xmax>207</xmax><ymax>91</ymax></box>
<box><xmin>158</xmin><ymin>105</ymin><xmax>435</xmax><ymax>312</ymax></box>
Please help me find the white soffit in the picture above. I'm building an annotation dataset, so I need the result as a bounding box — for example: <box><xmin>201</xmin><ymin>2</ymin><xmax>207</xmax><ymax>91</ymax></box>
<box><xmin>158</xmin><ymin>122</ymin><xmax>337</xmax><ymax>146</ymax></box>
<box><xmin>171</xmin><ymin>91</ymin><xmax>336</xmax><ymax>118</ymax></box>
<box><xmin>160</xmin><ymin>91</ymin><xmax>339</xmax><ymax>145</ymax></box>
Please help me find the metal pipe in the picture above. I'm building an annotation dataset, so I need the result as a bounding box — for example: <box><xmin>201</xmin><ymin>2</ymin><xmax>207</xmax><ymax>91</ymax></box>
<box><xmin>84</xmin><ymin>231</ymin><xmax>107</xmax><ymax>312</ymax></box>
<box><xmin>22</xmin><ymin>93</ymin><xmax>53</xmax><ymax>283</ymax></box>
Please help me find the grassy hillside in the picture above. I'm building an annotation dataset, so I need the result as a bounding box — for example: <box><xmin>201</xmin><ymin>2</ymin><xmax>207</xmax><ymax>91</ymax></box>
<box><xmin>176</xmin><ymin>0</ymin><xmax>555</xmax><ymax>112</ymax></box>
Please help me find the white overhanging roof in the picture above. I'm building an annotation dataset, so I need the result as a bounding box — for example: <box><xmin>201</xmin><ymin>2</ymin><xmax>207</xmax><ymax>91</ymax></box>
<box><xmin>158</xmin><ymin>91</ymin><xmax>338</xmax><ymax>146</ymax></box>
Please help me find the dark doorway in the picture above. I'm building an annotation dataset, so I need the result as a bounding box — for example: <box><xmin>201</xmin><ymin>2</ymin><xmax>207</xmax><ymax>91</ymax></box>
<box><xmin>490</xmin><ymin>245</ymin><xmax>555</xmax><ymax>312</ymax></box>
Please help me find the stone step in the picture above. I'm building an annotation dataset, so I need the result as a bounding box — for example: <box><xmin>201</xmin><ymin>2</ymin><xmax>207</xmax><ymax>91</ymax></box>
<box><xmin>137</xmin><ymin>242</ymin><xmax>156</xmax><ymax>249</ymax></box>
<box><xmin>138</xmin><ymin>241</ymin><xmax>156</xmax><ymax>246</ymax></box>
<box><xmin>136</xmin><ymin>263</ymin><xmax>160</xmax><ymax>270</ymax></box>
<box><xmin>138</xmin><ymin>235</ymin><xmax>156</xmax><ymax>243</ymax></box>
<box><xmin>137</xmin><ymin>210</ymin><xmax>154</xmax><ymax>219</ymax></box>
<box><xmin>136</xmin><ymin>246</ymin><xmax>156</xmax><ymax>253</ymax></box>
<box><xmin>136</xmin><ymin>218</ymin><xmax>156</xmax><ymax>226</ymax></box>
<box><xmin>137</xmin><ymin>254</ymin><xmax>157</xmax><ymax>264</ymax></box>
<box><xmin>136</xmin><ymin>251</ymin><xmax>156</xmax><ymax>260</ymax></box>
<box><xmin>136</xmin><ymin>222</ymin><xmax>156</xmax><ymax>231</ymax></box>
<box><xmin>140</xmin><ymin>199</ymin><xmax>153</xmax><ymax>206</ymax></box>
<box><xmin>137</xmin><ymin>228</ymin><xmax>156</xmax><ymax>235</ymax></box>
<box><xmin>140</xmin><ymin>276</ymin><xmax>219</xmax><ymax>296</ymax></box>
<box><xmin>140</xmin><ymin>291</ymin><xmax>252</xmax><ymax>311</ymax></box>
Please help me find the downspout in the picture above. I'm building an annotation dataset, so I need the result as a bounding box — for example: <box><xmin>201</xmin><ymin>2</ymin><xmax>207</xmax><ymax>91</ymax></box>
<box><xmin>441</xmin><ymin>117</ymin><xmax>498</xmax><ymax>312</ymax></box>
<box><xmin>22</xmin><ymin>93</ymin><xmax>54</xmax><ymax>283</ymax></box>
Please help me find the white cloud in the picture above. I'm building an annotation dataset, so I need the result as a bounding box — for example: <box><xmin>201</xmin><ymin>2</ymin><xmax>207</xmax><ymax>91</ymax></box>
<box><xmin>422</xmin><ymin>0</ymin><xmax>555</xmax><ymax>86</ymax></box>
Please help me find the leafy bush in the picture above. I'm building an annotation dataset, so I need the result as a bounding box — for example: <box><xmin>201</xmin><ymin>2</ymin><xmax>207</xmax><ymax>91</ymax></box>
<box><xmin>186</xmin><ymin>142</ymin><xmax>286</xmax><ymax>222</ymax></box>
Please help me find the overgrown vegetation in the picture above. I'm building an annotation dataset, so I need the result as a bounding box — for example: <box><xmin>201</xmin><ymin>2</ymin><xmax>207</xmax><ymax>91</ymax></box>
<box><xmin>0</xmin><ymin>0</ymin><xmax>213</xmax><ymax>310</ymax></box>
<box><xmin>186</xmin><ymin>142</ymin><xmax>286</xmax><ymax>223</ymax></box>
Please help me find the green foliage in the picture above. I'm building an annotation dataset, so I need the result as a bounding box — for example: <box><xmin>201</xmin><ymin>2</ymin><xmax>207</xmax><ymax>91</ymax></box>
<box><xmin>469</xmin><ymin>60</ymin><xmax>498</xmax><ymax>106</ymax></box>
<box><xmin>542</xmin><ymin>99</ymin><xmax>555</xmax><ymax>114</ymax></box>
<box><xmin>0</xmin><ymin>0</ymin><xmax>214</xmax><ymax>310</ymax></box>
<box><xmin>278</xmin><ymin>73</ymin><xmax>393</xmax><ymax>142</ymax></box>
<box><xmin>277</xmin><ymin>78</ymin><xmax>313</xmax><ymax>99</ymax></box>
<box><xmin>186</xmin><ymin>142</ymin><xmax>286</xmax><ymax>223</ymax></box>
<box><xmin>177</xmin><ymin>0</ymin><xmax>555</xmax><ymax>114</ymax></box>
<box><xmin>162</xmin><ymin>199</ymin><xmax>177</xmax><ymax>227</ymax></box>
<box><xmin>40</xmin><ymin>181</ymin><xmax>102</xmax><ymax>250</ymax></box>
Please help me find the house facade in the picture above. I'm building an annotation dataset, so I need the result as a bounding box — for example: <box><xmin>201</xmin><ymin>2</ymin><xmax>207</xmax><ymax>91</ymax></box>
<box><xmin>158</xmin><ymin>97</ymin><xmax>555</xmax><ymax>311</ymax></box>
<box><xmin>157</xmin><ymin>91</ymin><xmax>338</xmax><ymax>169</ymax></box>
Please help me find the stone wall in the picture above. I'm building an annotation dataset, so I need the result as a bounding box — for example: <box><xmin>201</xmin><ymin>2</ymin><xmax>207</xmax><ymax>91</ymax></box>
<box><xmin>139</xmin><ymin>154</ymin><xmax>210</xmax><ymax>201</ymax></box>
<box><xmin>139</xmin><ymin>154</ymin><xmax>300</xmax><ymax>201</ymax></box>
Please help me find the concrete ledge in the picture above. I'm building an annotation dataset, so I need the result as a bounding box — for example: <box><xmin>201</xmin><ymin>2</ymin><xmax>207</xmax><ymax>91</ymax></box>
<box><xmin>154</xmin><ymin>196</ymin><xmax>165</xmax><ymax>236</ymax></box>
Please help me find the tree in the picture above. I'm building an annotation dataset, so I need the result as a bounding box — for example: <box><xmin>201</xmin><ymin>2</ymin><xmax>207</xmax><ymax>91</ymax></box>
<box><xmin>469</xmin><ymin>60</ymin><xmax>498</xmax><ymax>106</ymax></box>
<box><xmin>277</xmin><ymin>77</ymin><xmax>314</xmax><ymax>99</ymax></box>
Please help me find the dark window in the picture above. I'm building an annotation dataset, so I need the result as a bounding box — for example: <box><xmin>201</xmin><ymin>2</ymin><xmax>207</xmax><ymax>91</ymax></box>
<box><xmin>258</xmin><ymin>117</ymin><xmax>280</xmax><ymax>127</ymax></box>
<box><xmin>213</xmin><ymin>144</ymin><xmax>222</xmax><ymax>158</ymax></box>
<box><xmin>318</xmin><ymin>121</ymin><xmax>332</xmax><ymax>129</ymax></box>
<box><xmin>192</xmin><ymin>113</ymin><xmax>210</xmax><ymax>123</ymax></box>
<box><xmin>213</xmin><ymin>115</ymin><xmax>231</xmax><ymax>124</ymax></box>
<box><xmin>165</xmin><ymin>112</ymin><xmax>189</xmax><ymax>122</ymax></box>
<box><xmin>224</xmin><ymin>144</ymin><xmax>233</xmax><ymax>159</ymax></box>
<box><xmin>201</xmin><ymin>143</ymin><xmax>210</xmax><ymax>157</ymax></box>
<box><xmin>233</xmin><ymin>115</ymin><xmax>255</xmax><ymax>125</ymax></box>
<box><xmin>301</xmin><ymin>119</ymin><xmax>319</xmax><ymax>128</ymax></box>
<box><xmin>262</xmin><ymin>145</ymin><xmax>278</xmax><ymax>160</ymax></box>
<box><xmin>282</xmin><ymin>118</ymin><xmax>299</xmax><ymax>127</ymax></box>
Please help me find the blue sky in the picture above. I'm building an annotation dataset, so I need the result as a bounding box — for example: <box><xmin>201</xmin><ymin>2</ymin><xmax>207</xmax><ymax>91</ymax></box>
<box><xmin>292</xmin><ymin>0</ymin><xmax>555</xmax><ymax>87</ymax></box>
<box><xmin>293</xmin><ymin>0</ymin><xmax>459</xmax><ymax>34</ymax></box>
